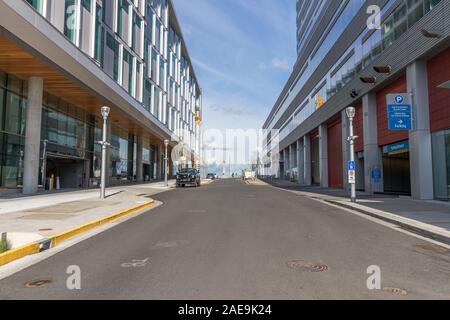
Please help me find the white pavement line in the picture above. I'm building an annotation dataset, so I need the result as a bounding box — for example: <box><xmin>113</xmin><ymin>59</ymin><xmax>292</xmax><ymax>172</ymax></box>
<box><xmin>269</xmin><ymin>185</ymin><xmax>450</xmax><ymax>249</ymax></box>
<box><xmin>0</xmin><ymin>201</ymin><xmax>163</xmax><ymax>281</ymax></box>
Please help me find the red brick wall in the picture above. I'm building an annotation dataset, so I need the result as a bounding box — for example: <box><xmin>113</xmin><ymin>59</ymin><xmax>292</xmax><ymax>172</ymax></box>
<box><xmin>377</xmin><ymin>75</ymin><xmax>409</xmax><ymax>146</ymax></box>
<box><xmin>353</xmin><ymin>104</ymin><xmax>364</xmax><ymax>152</ymax></box>
<box><xmin>428</xmin><ymin>47</ymin><xmax>450</xmax><ymax>132</ymax></box>
<box><xmin>328</xmin><ymin>117</ymin><xmax>343</xmax><ymax>188</ymax></box>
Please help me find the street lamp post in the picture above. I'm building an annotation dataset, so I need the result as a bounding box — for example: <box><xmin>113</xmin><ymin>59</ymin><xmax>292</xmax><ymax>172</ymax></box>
<box><xmin>346</xmin><ymin>107</ymin><xmax>357</xmax><ymax>203</ymax></box>
<box><xmin>164</xmin><ymin>139</ymin><xmax>169</xmax><ymax>187</ymax></box>
<box><xmin>100</xmin><ymin>106</ymin><xmax>110</xmax><ymax>199</ymax></box>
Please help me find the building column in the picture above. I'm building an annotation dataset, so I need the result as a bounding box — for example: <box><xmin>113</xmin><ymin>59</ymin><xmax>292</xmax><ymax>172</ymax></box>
<box><xmin>341</xmin><ymin>110</ymin><xmax>350</xmax><ymax>191</ymax></box>
<box><xmin>285</xmin><ymin>148</ymin><xmax>290</xmax><ymax>179</ymax></box>
<box><xmin>106</xmin><ymin>120</ymin><xmax>112</xmax><ymax>187</ymax></box>
<box><xmin>407</xmin><ymin>60</ymin><xmax>434</xmax><ymax>200</ymax></box>
<box><xmin>136</xmin><ymin>134</ymin><xmax>143</xmax><ymax>183</ymax></box>
<box><xmin>363</xmin><ymin>93</ymin><xmax>383</xmax><ymax>194</ymax></box>
<box><xmin>289</xmin><ymin>144</ymin><xmax>295</xmax><ymax>181</ymax></box>
<box><xmin>319</xmin><ymin>124</ymin><xmax>328</xmax><ymax>188</ymax></box>
<box><xmin>157</xmin><ymin>143</ymin><xmax>164</xmax><ymax>180</ymax></box>
<box><xmin>303</xmin><ymin>135</ymin><xmax>312</xmax><ymax>186</ymax></box>
<box><xmin>297</xmin><ymin>139</ymin><xmax>305</xmax><ymax>185</ymax></box>
<box><xmin>23</xmin><ymin>77</ymin><xmax>44</xmax><ymax>195</ymax></box>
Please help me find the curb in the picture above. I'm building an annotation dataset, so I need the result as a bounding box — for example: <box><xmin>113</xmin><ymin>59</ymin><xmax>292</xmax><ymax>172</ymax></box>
<box><xmin>325</xmin><ymin>199</ymin><xmax>450</xmax><ymax>245</ymax></box>
<box><xmin>0</xmin><ymin>199</ymin><xmax>155</xmax><ymax>266</ymax></box>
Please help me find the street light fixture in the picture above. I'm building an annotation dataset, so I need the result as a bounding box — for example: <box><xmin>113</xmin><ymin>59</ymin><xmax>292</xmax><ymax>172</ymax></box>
<box><xmin>346</xmin><ymin>107</ymin><xmax>358</xmax><ymax>203</ymax></box>
<box><xmin>360</xmin><ymin>76</ymin><xmax>377</xmax><ymax>84</ymax></box>
<box><xmin>164</xmin><ymin>139</ymin><xmax>169</xmax><ymax>187</ymax></box>
<box><xmin>373</xmin><ymin>65</ymin><xmax>392</xmax><ymax>74</ymax></box>
<box><xmin>100</xmin><ymin>106</ymin><xmax>110</xmax><ymax>199</ymax></box>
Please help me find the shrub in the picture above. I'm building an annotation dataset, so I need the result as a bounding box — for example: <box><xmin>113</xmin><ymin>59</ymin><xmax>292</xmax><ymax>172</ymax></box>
<box><xmin>0</xmin><ymin>236</ymin><xmax>9</xmax><ymax>254</ymax></box>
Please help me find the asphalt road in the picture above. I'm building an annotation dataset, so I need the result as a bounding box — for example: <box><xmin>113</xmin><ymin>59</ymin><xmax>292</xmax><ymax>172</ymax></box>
<box><xmin>1</xmin><ymin>179</ymin><xmax>450</xmax><ymax>299</ymax></box>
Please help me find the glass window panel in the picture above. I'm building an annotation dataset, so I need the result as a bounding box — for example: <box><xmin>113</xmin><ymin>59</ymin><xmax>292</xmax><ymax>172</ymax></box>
<box><xmin>5</xmin><ymin>92</ymin><xmax>25</xmax><ymax>136</ymax></box>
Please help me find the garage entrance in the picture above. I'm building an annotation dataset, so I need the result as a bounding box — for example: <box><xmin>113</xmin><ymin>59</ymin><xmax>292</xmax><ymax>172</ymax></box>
<box><xmin>45</xmin><ymin>154</ymin><xmax>89</xmax><ymax>189</ymax></box>
<box><xmin>382</xmin><ymin>141</ymin><xmax>411</xmax><ymax>195</ymax></box>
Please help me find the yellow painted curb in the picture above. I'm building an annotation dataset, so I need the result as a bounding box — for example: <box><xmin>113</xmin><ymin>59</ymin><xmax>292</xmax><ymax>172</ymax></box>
<box><xmin>0</xmin><ymin>199</ymin><xmax>155</xmax><ymax>266</ymax></box>
<box><xmin>0</xmin><ymin>242</ymin><xmax>41</xmax><ymax>266</ymax></box>
<box><xmin>49</xmin><ymin>199</ymin><xmax>155</xmax><ymax>247</ymax></box>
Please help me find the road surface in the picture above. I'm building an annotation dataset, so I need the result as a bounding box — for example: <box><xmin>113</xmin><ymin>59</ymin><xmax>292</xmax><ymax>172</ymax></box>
<box><xmin>1</xmin><ymin>179</ymin><xmax>449</xmax><ymax>299</ymax></box>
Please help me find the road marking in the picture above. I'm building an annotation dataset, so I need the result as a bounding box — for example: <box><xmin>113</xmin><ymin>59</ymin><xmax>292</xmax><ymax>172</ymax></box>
<box><xmin>121</xmin><ymin>258</ymin><xmax>150</xmax><ymax>268</ymax></box>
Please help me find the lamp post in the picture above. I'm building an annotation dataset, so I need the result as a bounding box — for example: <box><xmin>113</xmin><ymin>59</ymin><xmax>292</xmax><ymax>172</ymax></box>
<box><xmin>164</xmin><ymin>139</ymin><xmax>169</xmax><ymax>187</ymax></box>
<box><xmin>346</xmin><ymin>107</ymin><xmax>357</xmax><ymax>203</ymax></box>
<box><xmin>100</xmin><ymin>106</ymin><xmax>110</xmax><ymax>199</ymax></box>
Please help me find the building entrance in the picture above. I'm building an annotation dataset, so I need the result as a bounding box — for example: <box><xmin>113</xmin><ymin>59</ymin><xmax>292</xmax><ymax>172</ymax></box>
<box><xmin>382</xmin><ymin>141</ymin><xmax>411</xmax><ymax>195</ymax></box>
<box><xmin>45</xmin><ymin>155</ymin><xmax>88</xmax><ymax>189</ymax></box>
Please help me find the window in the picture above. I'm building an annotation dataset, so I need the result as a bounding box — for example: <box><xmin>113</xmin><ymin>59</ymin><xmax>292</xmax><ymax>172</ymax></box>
<box><xmin>94</xmin><ymin>3</ymin><xmax>104</xmax><ymax>63</ymax></box>
<box><xmin>81</xmin><ymin>0</ymin><xmax>91</xmax><ymax>11</ymax></box>
<box><xmin>64</xmin><ymin>0</ymin><xmax>77</xmax><ymax>43</ymax></box>
<box><xmin>25</xmin><ymin>0</ymin><xmax>42</xmax><ymax>13</ymax></box>
<box><xmin>106</xmin><ymin>33</ymin><xmax>120</xmax><ymax>81</ymax></box>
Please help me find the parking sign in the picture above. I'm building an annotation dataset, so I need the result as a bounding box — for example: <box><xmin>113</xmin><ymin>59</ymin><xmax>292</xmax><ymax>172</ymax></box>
<box><xmin>386</xmin><ymin>94</ymin><xmax>413</xmax><ymax>131</ymax></box>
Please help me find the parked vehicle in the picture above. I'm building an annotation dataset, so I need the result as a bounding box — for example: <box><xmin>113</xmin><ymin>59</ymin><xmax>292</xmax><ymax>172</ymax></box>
<box><xmin>242</xmin><ymin>170</ymin><xmax>256</xmax><ymax>181</ymax></box>
<box><xmin>177</xmin><ymin>168</ymin><xmax>201</xmax><ymax>187</ymax></box>
<box><xmin>207</xmin><ymin>173</ymin><xmax>216</xmax><ymax>180</ymax></box>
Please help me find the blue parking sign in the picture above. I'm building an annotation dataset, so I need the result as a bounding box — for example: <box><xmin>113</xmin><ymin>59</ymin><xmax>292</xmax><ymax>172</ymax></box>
<box><xmin>386</xmin><ymin>93</ymin><xmax>413</xmax><ymax>131</ymax></box>
<box><xmin>348</xmin><ymin>161</ymin><xmax>355</xmax><ymax>171</ymax></box>
<box><xmin>387</xmin><ymin>104</ymin><xmax>412</xmax><ymax>130</ymax></box>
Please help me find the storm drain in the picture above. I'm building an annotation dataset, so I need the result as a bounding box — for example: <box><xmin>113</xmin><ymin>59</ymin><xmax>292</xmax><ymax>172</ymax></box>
<box><xmin>383</xmin><ymin>287</ymin><xmax>408</xmax><ymax>296</ymax></box>
<box><xmin>286</xmin><ymin>260</ymin><xmax>329</xmax><ymax>273</ymax></box>
<box><xmin>25</xmin><ymin>279</ymin><xmax>52</xmax><ymax>288</ymax></box>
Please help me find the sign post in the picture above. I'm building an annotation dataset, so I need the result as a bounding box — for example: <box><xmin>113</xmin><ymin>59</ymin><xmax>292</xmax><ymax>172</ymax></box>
<box><xmin>346</xmin><ymin>107</ymin><xmax>358</xmax><ymax>203</ymax></box>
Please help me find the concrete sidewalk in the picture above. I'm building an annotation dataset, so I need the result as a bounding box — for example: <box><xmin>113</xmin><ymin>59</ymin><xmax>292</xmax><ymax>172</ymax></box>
<box><xmin>264</xmin><ymin>179</ymin><xmax>450</xmax><ymax>245</ymax></box>
<box><xmin>0</xmin><ymin>180</ymin><xmax>175</xmax><ymax>249</ymax></box>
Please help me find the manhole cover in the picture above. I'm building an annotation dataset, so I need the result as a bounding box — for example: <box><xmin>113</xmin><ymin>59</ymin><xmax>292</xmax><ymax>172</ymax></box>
<box><xmin>25</xmin><ymin>279</ymin><xmax>52</xmax><ymax>288</ymax></box>
<box><xmin>414</xmin><ymin>243</ymin><xmax>448</xmax><ymax>254</ymax></box>
<box><xmin>286</xmin><ymin>260</ymin><xmax>329</xmax><ymax>272</ymax></box>
<box><xmin>383</xmin><ymin>287</ymin><xmax>408</xmax><ymax>296</ymax></box>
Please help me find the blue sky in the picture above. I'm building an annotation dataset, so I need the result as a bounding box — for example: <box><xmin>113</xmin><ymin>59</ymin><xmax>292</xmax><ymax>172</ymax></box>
<box><xmin>172</xmin><ymin>0</ymin><xmax>297</xmax><ymax>132</ymax></box>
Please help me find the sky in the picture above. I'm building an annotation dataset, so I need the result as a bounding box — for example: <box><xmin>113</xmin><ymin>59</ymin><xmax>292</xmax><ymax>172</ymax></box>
<box><xmin>172</xmin><ymin>0</ymin><xmax>297</xmax><ymax>133</ymax></box>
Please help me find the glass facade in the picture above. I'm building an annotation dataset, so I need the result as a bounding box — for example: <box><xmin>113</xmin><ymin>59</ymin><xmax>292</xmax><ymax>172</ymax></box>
<box><xmin>432</xmin><ymin>130</ymin><xmax>450</xmax><ymax>201</ymax></box>
<box><xmin>0</xmin><ymin>68</ymin><xmax>165</xmax><ymax>189</ymax></box>
<box><xmin>0</xmin><ymin>71</ymin><xmax>26</xmax><ymax>188</ymax></box>
<box><xmin>22</xmin><ymin>0</ymin><xmax>202</xmax><ymax>158</ymax></box>
<box><xmin>273</xmin><ymin>0</ymin><xmax>442</xmax><ymax>143</ymax></box>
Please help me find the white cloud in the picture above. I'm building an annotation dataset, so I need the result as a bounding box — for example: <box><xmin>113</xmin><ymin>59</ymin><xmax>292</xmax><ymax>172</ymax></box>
<box><xmin>271</xmin><ymin>58</ymin><xmax>290</xmax><ymax>71</ymax></box>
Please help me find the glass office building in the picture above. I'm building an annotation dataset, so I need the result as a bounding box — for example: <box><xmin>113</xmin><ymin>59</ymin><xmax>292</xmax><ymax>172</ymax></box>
<box><xmin>0</xmin><ymin>0</ymin><xmax>203</xmax><ymax>193</ymax></box>
<box><xmin>263</xmin><ymin>0</ymin><xmax>449</xmax><ymax>200</ymax></box>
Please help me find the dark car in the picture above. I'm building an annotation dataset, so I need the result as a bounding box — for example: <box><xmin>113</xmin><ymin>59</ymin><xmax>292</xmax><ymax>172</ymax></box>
<box><xmin>206</xmin><ymin>173</ymin><xmax>216</xmax><ymax>180</ymax></box>
<box><xmin>176</xmin><ymin>168</ymin><xmax>201</xmax><ymax>187</ymax></box>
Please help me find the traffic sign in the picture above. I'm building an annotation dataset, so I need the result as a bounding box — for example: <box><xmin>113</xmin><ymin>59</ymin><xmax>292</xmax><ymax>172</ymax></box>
<box><xmin>371</xmin><ymin>167</ymin><xmax>381</xmax><ymax>183</ymax></box>
<box><xmin>348</xmin><ymin>170</ymin><xmax>356</xmax><ymax>184</ymax></box>
<box><xmin>348</xmin><ymin>161</ymin><xmax>355</xmax><ymax>171</ymax></box>
<box><xmin>348</xmin><ymin>161</ymin><xmax>356</xmax><ymax>184</ymax></box>
<box><xmin>386</xmin><ymin>94</ymin><xmax>413</xmax><ymax>131</ymax></box>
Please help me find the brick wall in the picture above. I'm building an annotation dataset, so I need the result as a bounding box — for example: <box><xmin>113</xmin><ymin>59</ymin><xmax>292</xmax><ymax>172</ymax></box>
<box><xmin>428</xmin><ymin>47</ymin><xmax>450</xmax><ymax>132</ymax></box>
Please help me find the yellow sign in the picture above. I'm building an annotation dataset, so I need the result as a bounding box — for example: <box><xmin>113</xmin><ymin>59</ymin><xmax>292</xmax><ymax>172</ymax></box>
<box><xmin>315</xmin><ymin>95</ymin><xmax>325</xmax><ymax>109</ymax></box>
<box><xmin>195</xmin><ymin>114</ymin><xmax>202</xmax><ymax>125</ymax></box>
